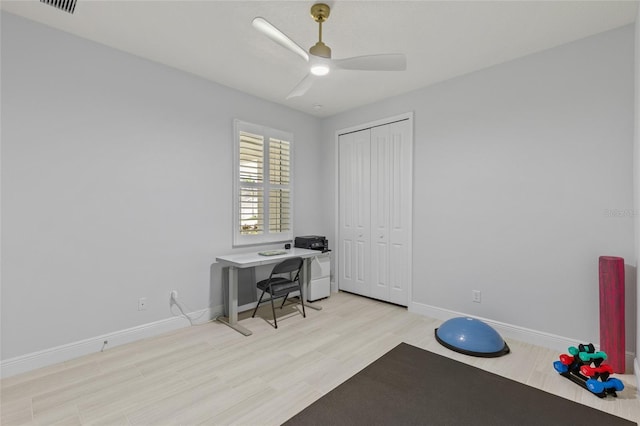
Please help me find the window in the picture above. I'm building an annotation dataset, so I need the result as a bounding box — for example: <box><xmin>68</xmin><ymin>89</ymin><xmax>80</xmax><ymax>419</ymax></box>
<box><xmin>233</xmin><ymin>120</ymin><xmax>293</xmax><ymax>246</ymax></box>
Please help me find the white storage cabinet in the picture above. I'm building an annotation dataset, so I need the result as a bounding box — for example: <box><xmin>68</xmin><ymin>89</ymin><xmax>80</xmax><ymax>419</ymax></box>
<box><xmin>308</xmin><ymin>252</ymin><xmax>331</xmax><ymax>301</ymax></box>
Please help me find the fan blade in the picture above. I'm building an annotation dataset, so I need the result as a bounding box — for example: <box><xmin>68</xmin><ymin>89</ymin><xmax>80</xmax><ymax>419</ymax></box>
<box><xmin>333</xmin><ymin>54</ymin><xmax>406</xmax><ymax>71</ymax></box>
<box><xmin>252</xmin><ymin>17</ymin><xmax>309</xmax><ymax>62</ymax></box>
<box><xmin>286</xmin><ymin>74</ymin><xmax>315</xmax><ymax>99</ymax></box>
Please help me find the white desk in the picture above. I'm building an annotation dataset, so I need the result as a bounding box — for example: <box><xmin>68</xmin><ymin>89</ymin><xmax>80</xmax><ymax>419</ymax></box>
<box><xmin>215</xmin><ymin>248</ymin><xmax>323</xmax><ymax>336</ymax></box>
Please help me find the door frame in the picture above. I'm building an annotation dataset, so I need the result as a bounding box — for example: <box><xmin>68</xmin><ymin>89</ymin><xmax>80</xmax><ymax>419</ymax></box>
<box><xmin>334</xmin><ymin>112</ymin><xmax>414</xmax><ymax>305</ymax></box>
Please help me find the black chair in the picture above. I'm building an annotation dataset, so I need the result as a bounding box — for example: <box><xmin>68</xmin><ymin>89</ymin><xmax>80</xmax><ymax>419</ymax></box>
<box><xmin>251</xmin><ymin>257</ymin><xmax>305</xmax><ymax>328</ymax></box>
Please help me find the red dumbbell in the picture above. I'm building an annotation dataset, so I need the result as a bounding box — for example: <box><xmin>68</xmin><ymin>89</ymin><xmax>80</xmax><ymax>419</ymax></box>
<box><xmin>580</xmin><ymin>364</ymin><xmax>614</xmax><ymax>377</ymax></box>
<box><xmin>559</xmin><ymin>354</ymin><xmax>574</xmax><ymax>365</ymax></box>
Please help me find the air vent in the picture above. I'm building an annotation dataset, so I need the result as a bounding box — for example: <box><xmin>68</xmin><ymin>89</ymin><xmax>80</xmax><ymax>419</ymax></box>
<box><xmin>40</xmin><ymin>0</ymin><xmax>77</xmax><ymax>14</ymax></box>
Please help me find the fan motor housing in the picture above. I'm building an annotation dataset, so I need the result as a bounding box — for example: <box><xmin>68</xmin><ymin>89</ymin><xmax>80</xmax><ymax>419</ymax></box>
<box><xmin>310</xmin><ymin>42</ymin><xmax>331</xmax><ymax>58</ymax></box>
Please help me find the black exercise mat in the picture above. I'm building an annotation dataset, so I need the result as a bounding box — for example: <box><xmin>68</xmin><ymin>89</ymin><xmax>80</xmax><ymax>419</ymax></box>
<box><xmin>284</xmin><ymin>342</ymin><xmax>636</xmax><ymax>426</ymax></box>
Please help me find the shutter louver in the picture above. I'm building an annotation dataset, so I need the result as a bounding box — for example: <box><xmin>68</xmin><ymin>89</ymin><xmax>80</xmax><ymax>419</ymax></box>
<box><xmin>240</xmin><ymin>188</ymin><xmax>264</xmax><ymax>234</ymax></box>
<box><xmin>269</xmin><ymin>139</ymin><xmax>290</xmax><ymax>185</ymax></box>
<box><xmin>269</xmin><ymin>189</ymin><xmax>291</xmax><ymax>233</ymax></box>
<box><xmin>239</xmin><ymin>132</ymin><xmax>264</xmax><ymax>183</ymax></box>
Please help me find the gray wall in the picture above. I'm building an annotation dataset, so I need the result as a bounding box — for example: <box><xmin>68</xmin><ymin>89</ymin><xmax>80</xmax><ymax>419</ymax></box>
<box><xmin>1</xmin><ymin>11</ymin><xmax>636</xmax><ymax>365</ymax></box>
<box><xmin>0</xmin><ymin>12</ymin><xmax>323</xmax><ymax>360</ymax></box>
<box><xmin>321</xmin><ymin>25</ymin><xmax>636</xmax><ymax>351</ymax></box>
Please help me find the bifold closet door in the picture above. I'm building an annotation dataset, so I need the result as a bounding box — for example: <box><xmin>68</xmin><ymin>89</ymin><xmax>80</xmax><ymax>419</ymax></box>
<box><xmin>338</xmin><ymin>129</ymin><xmax>371</xmax><ymax>297</ymax></box>
<box><xmin>338</xmin><ymin>119</ymin><xmax>411</xmax><ymax>306</ymax></box>
<box><xmin>370</xmin><ymin>120</ymin><xmax>411</xmax><ymax>306</ymax></box>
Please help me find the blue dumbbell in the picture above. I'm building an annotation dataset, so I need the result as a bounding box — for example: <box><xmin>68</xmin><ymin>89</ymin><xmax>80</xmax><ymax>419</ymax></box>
<box><xmin>553</xmin><ymin>360</ymin><xmax>568</xmax><ymax>373</ymax></box>
<box><xmin>605</xmin><ymin>378</ymin><xmax>625</xmax><ymax>391</ymax></box>
<box><xmin>586</xmin><ymin>379</ymin><xmax>604</xmax><ymax>394</ymax></box>
<box><xmin>586</xmin><ymin>377</ymin><xmax>624</xmax><ymax>394</ymax></box>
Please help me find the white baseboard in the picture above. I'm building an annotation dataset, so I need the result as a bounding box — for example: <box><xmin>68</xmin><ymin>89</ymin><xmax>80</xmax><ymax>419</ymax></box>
<box><xmin>3</xmin><ymin>300</ymin><xmax>635</xmax><ymax>380</ymax></box>
<box><xmin>0</xmin><ymin>305</ymin><xmax>223</xmax><ymax>379</ymax></box>
<box><xmin>410</xmin><ymin>301</ymin><xmax>636</xmax><ymax>372</ymax></box>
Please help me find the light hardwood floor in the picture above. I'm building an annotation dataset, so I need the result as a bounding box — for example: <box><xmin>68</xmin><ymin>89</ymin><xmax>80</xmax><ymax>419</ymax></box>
<box><xmin>2</xmin><ymin>292</ymin><xmax>639</xmax><ymax>425</ymax></box>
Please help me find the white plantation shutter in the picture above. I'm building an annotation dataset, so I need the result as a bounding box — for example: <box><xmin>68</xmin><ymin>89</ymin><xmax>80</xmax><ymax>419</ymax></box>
<box><xmin>268</xmin><ymin>138</ymin><xmax>291</xmax><ymax>234</ymax></box>
<box><xmin>269</xmin><ymin>139</ymin><xmax>290</xmax><ymax>185</ymax></box>
<box><xmin>269</xmin><ymin>189</ymin><xmax>290</xmax><ymax>233</ymax></box>
<box><xmin>239</xmin><ymin>132</ymin><xmax>264</xmax><ymax>236</ymax></box>
<box><xmin>234</xmin><ymin>120</ymin><xmax>293</xmax><ymax>245</ymax></box>
<box><xmin>239</xmin><ymin>132</ymin><xmax>264</xmax><ymax>184</ymax></box>
<box><xmin>240</xmin><ymin>188</ymin><xmax>264</xmax><ymax>234</ymax></box>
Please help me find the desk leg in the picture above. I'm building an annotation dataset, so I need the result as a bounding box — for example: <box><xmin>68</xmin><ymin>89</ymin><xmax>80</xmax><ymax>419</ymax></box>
<box><xmin>302</xmin><ymin>257</ymin><xmax>322</xmax><ymax>311</ymax></box>
<box><xmin>217</xmin><ymin>266</ymin><xmax>253</xmax><ymax>336</ymax></box>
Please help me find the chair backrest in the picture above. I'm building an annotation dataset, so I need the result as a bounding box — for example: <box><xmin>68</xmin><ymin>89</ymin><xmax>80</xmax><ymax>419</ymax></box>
<box><xmin>272</xmin><ymin>257</ymin><xmax>303</xmax><ymax>276</ymax></box>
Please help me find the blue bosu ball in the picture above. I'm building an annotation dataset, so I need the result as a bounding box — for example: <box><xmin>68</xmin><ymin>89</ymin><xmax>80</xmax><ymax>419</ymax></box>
<box><xmin>435</xmin><ymin>317</ymin><xmax>510</xmax><ymax>357</ymax></box>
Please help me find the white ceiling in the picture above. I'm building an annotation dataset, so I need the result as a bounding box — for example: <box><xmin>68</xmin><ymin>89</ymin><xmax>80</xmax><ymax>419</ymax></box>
<box><xmin>2</xmin><ymin>1</ymin><xmax>637</xmax><ymax>117</ymax></box>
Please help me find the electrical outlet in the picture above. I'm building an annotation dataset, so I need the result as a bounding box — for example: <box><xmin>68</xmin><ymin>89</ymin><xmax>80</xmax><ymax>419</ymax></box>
<box><xmin>138</xmin><ymin>297</ymin><xmax>147</xmax><ymax>311</ymax></box>
<box><xmin>472</xmin><ymin>290</ymin><xmax>481</xmax><ymax>303</ymax></box>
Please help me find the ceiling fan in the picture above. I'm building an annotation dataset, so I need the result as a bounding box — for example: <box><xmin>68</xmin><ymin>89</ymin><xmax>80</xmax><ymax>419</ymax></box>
<box><xmin>252</xmin><ymin>3</ymin><xmax>407</xmax><ymax>99</ymax></box>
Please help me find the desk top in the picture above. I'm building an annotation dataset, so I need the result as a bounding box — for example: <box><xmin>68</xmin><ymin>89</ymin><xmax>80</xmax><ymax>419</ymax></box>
<box><xmin>216</xmin><ymin>248</ymin><xmax>319</xmax><ymax>268</ymax></box>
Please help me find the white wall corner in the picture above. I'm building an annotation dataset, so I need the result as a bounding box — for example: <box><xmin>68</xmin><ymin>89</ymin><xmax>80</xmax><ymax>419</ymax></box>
<box><xmin>0</xmin><ymin>305</ymin><xmax>223</xmax><ymax>379</ymax></box>
<box><xmin>634</xmin><ymin>0</ymin><xmax>640</xmax><ymax>401</ymax></box>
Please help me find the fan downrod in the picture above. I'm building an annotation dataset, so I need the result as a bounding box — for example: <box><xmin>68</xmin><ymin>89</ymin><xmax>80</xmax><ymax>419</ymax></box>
<box><xmin>309</xmin><ymin>3</ymin><xmax>332</xmax><ymax>58</ymax></box>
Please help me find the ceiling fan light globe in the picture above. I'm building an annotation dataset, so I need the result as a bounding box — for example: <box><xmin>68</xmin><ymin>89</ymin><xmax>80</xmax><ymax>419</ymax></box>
<box><xmin>310</xmin><ymin>64</ymin><xmax>330</xmax><ymax>76</ymax></box>
<box><xmin>309</xmin><ymin>55</ymin><xmax>331</xmax><ymax>76</ymax></box>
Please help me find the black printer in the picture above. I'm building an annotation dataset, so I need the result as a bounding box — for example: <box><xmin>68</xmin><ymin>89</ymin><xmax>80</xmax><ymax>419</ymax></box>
<box><xmin>294</xmin><ymin>235</ymin><xmax>329</xmax><ymax>252</ymax></box>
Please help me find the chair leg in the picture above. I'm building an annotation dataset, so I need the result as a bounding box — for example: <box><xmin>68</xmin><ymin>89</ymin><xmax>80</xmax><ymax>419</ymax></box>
<box><xmin>280</xmin><ymin>294</ymin><xmax>288</xmax><ymax>309</ymax></box>
<box><xmin>269</xmin><ymin>295</ymin><xmax>277</xmax><ymax>329</ymax></box>
<box><xmin>252</xmin><ymin>290</ymin><xmax>266</xmax><ymax>318</ymax></box>
<box><xmin>299</xmin><ymin>286</ymin><xmax>306</xmax><ymax>318</ymax></box>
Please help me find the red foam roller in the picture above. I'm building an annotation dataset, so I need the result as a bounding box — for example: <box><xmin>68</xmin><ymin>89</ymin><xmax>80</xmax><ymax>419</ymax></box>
<box><xmin>599</xmin><ymin>256</ymin><xmax>625</xmax><ymax>373</ymax></box>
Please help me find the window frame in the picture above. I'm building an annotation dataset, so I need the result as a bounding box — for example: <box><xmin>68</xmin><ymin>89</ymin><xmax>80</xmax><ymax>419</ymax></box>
<box><xmin>233</xmin><ymin>119</ymin><xmax>294</xmax><ymax>246</ymax></box>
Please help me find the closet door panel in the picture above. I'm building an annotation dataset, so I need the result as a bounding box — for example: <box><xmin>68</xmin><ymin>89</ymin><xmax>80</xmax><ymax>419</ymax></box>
<box><xmin>338</xmin><ymin>129</ymin><xmax>371</xmax><ymax>296</ymax></box>
<box><xmin>370</xmin><ymin>126</ymin><xmax>391</xmax><ymax>301</ymax></box>
<box><xmin>342</xmin><ymin>239</ymin><xmax>353</xmax><ymax>282</ymax></box>
<box><xmin>388</xmin><ymin>120</ymin><xmax>411</xmax><ymax>306</ymax></box>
